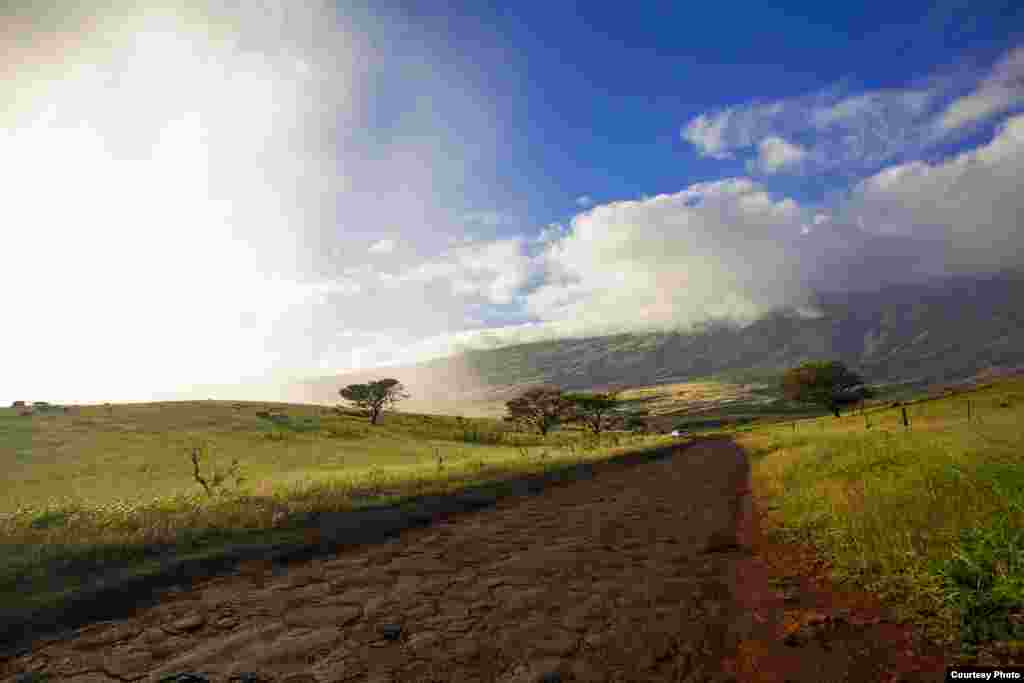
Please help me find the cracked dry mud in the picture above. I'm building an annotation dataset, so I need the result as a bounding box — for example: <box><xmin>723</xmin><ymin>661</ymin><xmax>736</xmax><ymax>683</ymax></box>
<box><xmin>1</xmin><ymin>440</ymin><xmax>947</xmax><ymax>682</ymax></box>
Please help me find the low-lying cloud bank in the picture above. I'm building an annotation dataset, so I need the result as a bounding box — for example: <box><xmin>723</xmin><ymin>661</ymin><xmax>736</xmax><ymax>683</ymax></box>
<box><xmin>329</xmin><ymin>107</ymin><xmax>1024</xmax><ymax>372</ymax></box>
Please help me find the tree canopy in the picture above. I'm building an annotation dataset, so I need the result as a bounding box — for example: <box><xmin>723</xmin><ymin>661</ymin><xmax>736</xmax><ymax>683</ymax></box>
<box><xmin>564</xmin><ymin>391</ymin><xmax>621</xmax><ymax>435</ymax></box>
<box><xmin>504</xmin><ymin>386</ymin><xmax>575</xmax><ymax>436</ymax></box>
<box><xmin>338</xmin><ymin>378</ymin><xmax>409</xmax><ymax>425</ymax></box>
<box><xmin>781</xmin><ymin>360</ymin><xmax>873</xmax><ymax>417</ymax></box>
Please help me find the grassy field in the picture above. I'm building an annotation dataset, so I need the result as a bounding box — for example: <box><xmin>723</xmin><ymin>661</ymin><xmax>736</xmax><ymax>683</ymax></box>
<box><xmin>0</xmin><ymin>400</ymin><xmax>677</xmax><ymax>618</ymax></box>
<box><xmin>729</xmin><ymin>376</ymin><xmax>1024</xmax><ymax>664</ymax></box>
<box><xmin>5</xmin><ymin>377</ymin><xmax>1022</xmax><ymax>664</ymax></box>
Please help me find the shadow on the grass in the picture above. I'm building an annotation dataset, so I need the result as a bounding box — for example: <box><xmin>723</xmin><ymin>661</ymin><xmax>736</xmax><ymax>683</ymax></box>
<box><xmin>0</xmin><ymin>439</ymin><xmax>699</xmax><ymax>659</ymax></box>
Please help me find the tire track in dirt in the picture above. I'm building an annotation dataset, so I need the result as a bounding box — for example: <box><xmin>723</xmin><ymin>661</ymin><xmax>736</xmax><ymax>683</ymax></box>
<box><xmin>1</xmin><ymin>439</ymin><xmax>952</xmax><ymax>682</ymax></box>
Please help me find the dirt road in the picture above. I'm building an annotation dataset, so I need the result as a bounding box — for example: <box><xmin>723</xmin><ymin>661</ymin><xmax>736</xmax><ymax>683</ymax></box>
<box><xmin>1</xmin><ymin>439</ymin><xmax>948</xmax><ymax>682</ymax></box>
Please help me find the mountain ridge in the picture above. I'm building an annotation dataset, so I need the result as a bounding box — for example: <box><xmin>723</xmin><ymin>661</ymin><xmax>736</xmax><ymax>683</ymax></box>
<box><xmin>295</xmin><ymin>269</ymin><xmax>1024</xmax><ymax>414</ymax></box>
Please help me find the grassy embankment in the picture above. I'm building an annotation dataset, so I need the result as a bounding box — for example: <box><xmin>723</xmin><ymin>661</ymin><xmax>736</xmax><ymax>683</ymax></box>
<box><xmin>728</xmin><ymin>377</ymin><xmax>1024</xmax><ymax>664</ymax></box>
<box><xmin>0</xmin><ymin>401</ymin><xmax>677</xmax><ymax>618</ymax></box>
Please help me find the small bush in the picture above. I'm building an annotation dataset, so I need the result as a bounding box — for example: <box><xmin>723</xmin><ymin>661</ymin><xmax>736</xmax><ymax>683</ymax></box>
<box><xmin>29</xmin><ymin>510</ymin><xmax>71</xmax><ymax>530</ymax></box>
<box><xmin>186</xmin><ymin>440</ymin><xmax>246</xmax><ymax>500</ymax></box>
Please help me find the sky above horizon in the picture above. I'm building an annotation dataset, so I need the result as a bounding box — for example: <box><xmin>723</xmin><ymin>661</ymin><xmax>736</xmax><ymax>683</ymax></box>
<box><xmin>3</xmin><ymin>0</ymin><xmax>1024</xmax><ymax>405</ymax></box>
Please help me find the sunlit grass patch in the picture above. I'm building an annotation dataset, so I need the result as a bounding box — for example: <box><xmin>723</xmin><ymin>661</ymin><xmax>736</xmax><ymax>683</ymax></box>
<box><xmin>735</xmin><ymin>377</ymin><xmax>1024</xmax><ymax>660</ymax></box>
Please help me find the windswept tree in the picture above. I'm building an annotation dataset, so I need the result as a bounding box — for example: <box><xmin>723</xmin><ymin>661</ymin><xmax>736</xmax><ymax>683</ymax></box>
<box><xmin>564</xmin><ymin>391</ymin><xmax>621</xmax><ymax>435</ymax></box>
<box><xmin>505</xmin><ymin>386</ymin><xmax>575</xmax><ymax>437</ymax></box>
<box><xmin>782</xmin><ymin>361</ymin><xmax>874</xmax><ymax>418</ymax></box>
<box><xmin>339</xmin><ymin>378</ymin><xmax>409</xmax><ymax>425</ymax></box>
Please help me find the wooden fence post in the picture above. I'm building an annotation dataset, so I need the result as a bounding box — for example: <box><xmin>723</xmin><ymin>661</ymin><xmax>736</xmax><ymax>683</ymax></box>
<box><xmin>901</xmin><ymin>406</ymin><xmax>909</xmax><ymax>428</ymax></box>
<box><xmin>967</xmin><ymin>400</ymin><xmax>971</xmax><ymax>423</ymax></box>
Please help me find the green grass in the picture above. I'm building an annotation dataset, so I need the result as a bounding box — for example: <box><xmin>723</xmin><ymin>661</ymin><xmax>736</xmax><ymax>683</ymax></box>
<box><xmin>731</xmin><ymin>377</ymin><xmax>1024</xmax><ymax>664</ymax></box>
<box><xmin>0</xmin><ymin>400</ymin><xmax>678</xmax><ymax>618</ymax></box>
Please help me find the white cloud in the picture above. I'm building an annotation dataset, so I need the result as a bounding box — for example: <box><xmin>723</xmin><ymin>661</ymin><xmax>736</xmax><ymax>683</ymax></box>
<box><xmin>846</xmin><ymin>112</ymin><xmax>1024</xmax><ymax>275</ymax></box>
<box><xmin>749</xmin><ymin>136</ymin><xmax>807</xmax><ymax>173</ymax></box>
<box><xmin>368</xmin><ymin>238</ymin><xmax>397</xmax><ymax>254</ymax></box>
<box><xmin>938</xmin><ymin>47</ymin><xmax>1024</xmax><ymax>131</ymax></box>
<box><xmin>352</xmin><ymin>120</ymin><xmax>1024</xmax><ymax>364</ymax></box>
<box><xmin>683</xmin><ymin>85</ymin><xmax>938</xmax><ymax>172</ymax></box>
<box><xmin>576</xmin><ymin>195</ymin><xmax>594</xmax><ymax>207</ymax></box>
<box><xmin>522</xmin><ymin>179</ymin><xmax>811</xmax><ymax>335</ymax></box>
<box><xmin>299</xmin><ymin>109</ymin><xmax>1024</xmax><ymax>376</ymax></box>
<box><xmin>682</xmin><ymin>110</ymin><xmax>739</xmax><ymax>159</ymax></box>
<box><xmin>353</xmin><ymin>180</ymin><xmax>831</xmax><ymax>362</ymax></box>
<box><xmin>682</xmin><ymin>47</ymin><xmax>1024</xmax><ymax>174</ymax></box>
<box><xmin>399</xmin><ymin>239</ymin><xmax>535</xmax><ymax>305</ymax></box>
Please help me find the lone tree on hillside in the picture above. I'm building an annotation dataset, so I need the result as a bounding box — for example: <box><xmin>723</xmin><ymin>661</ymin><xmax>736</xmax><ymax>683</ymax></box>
<box><xmin>782</xmin><ymin>360</ymin><xmax>874</xmax><ymax>418</ymax></box>
<box><xmin>505</xmin><ymin>386</ymin><xmax>575</xmax><ymax>437</ymax></box>
<box><xmin>339</xmin><ymin>378</ymin><xmax>409</xmax><ymax>425</ymax></box>
<box><xmin>564</xmin><ymin>391</ymin><xmax>622</xmax><ymax>435</ymax></box>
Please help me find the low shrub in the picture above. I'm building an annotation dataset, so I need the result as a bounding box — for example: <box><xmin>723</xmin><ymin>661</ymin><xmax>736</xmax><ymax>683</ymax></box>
<box><xmin>186</xmin><ymin>440</ymin><xmax>246</xmax><ymax>500</ymax></box>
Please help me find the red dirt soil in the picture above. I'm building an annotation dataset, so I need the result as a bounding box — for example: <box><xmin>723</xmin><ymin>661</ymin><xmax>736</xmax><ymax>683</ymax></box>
<box><xmin>1</xmin><ymin>439</ymin><xmax>953</xmax><ymax>682</ymax></box>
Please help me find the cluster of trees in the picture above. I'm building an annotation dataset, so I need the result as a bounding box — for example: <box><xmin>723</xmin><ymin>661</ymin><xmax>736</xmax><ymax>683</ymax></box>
<box><xmin>503</xmin><ymin>387</ymin><xmax>630</xmax><ymax>436</ymax></box>
<box><xmin>336</xmin><ymin>359</ymin><xmax>872</xmax><ymax>431</ymax></box>
<box><xmin>335</xmin><ymin>377</ymin><xmax>635</xmax><ymax>435</ymax></box>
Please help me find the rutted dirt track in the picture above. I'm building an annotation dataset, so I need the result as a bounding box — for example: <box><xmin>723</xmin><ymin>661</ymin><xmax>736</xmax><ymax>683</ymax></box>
<box><xmin>1</xmin><ymin>439</ymin><xmax>949</xmax><ymax>682</ymax></box>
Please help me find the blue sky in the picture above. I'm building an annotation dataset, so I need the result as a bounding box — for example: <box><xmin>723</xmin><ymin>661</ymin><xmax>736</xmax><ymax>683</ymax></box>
<box><xmin>383</xmin><ymin>0</ymin><xmax>1024</xmax><ymax>215</ymax></box>
<box><xmin>3</xmin><ymin>1</ymin><xmax>1024</xmax><ymax>404</ymax></box>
